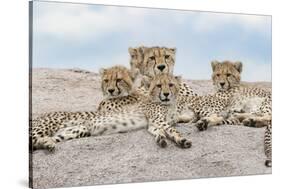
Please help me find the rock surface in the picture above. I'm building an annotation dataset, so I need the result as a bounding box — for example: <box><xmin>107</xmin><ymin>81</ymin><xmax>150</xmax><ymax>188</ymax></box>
<box><xmin>30</xmin><ymin>68</ymin><xmax>271</xmax><ymax>189</ymax></box>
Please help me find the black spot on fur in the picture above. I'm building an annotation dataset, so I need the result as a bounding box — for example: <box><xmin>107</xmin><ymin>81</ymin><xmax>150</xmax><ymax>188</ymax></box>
<box><xmin>58</xmin><ymin>135</ymin><xmax>64</xmax><ymax>140</ymax></box>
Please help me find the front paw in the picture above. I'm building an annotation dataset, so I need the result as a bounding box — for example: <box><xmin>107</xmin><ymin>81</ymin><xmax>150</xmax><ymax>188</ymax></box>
<box><xmin>265</xmin><ymin>159</ymin><xmax>272</xmax><ymax>167</ymax></box>
<box><xmin>196</xmin><ymin>119</ymin><xmax>208</xmax><ymax>131</ymax></box>
<box><xmin>242</xmin><ymin>118</ymin><xmax>256</xmax><ymax>127</ymax></box>
<box><xmin>177</xmin><ymin>138</ymin><xmax>192</xmax><ymax>148</ymax></box>
<box><xmin>43</xmin><ymin>138</ymin><xmax>56</xmax><ymax>152</ymax></box>
<box><xmin>156</xmin><ymin>135</ymin><xmax>168</xmax><ymax>148</ymax></box>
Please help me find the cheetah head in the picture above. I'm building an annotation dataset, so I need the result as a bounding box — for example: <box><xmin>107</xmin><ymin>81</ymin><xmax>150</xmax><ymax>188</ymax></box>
<box><xmin>148</xmin><ymin>73</ymin><xmax>181</xmax><ymax>105</ymax></box>
<box><xmin>211</xmin><ymin>60</ymin><xmax>243</xmax><ymax>92</ymax></box>
<box><xmin>129</xmin><ymin>46</ymin><xmax>176</xmax><ymax>79</ymax></box>
<box><xmin>100</xmin><ymin>65</ymin><xmax>140</xmax><ymax>99</ymax></box>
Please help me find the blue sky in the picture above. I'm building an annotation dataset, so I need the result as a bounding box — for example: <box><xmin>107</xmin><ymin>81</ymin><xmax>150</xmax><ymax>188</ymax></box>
<box><xmin>32</xmin><ymin>1</ymin><xmax>271</xmax><ymax>81</ymax></box>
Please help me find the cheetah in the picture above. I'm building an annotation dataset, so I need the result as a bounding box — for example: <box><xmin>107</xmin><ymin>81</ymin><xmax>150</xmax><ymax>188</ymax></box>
<box><xmin>176</xmin><ymin>60</ymin><xmax>271</xmax><ymax>166</ymax></box>
<box><xmin>31</xmin><ymin>67</ymin><xmax>191</xmax><ymax>151</ymax></box>
<box><xmin>211</xmin><ymin>60</ymin><xmax>271</xmax><ymax>128</ymax></box>
<box><xmin>31</xmin><ymin>65</ymin><xmax>146</xmax><ymax>151</ymax></box>
<box><xmin>128</xmin><ymin>46</ymin><xmax>197</xmax><ymax>97</ymax></box>
<box><xmin>135</xmin><ymin>73</ymin><xmax>192</xmax><ymax>148</ymax></box>
<box><xmin>175</xmin><ymin>61</ymin><xmax>271</xmax><ymax>131</ymax></box>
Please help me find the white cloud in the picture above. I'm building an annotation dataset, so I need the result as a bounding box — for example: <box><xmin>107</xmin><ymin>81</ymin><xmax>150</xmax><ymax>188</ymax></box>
<box><xmin>240</xmin><ymin>59</ymin><xmax>271</xmax><ymax>82</ymax></box>
<box><xmin>34</xmin><ymin>2</ymin><xmax>271</xmax><ymax>42</ymax></box>
<box><xmin>34</xmin><ymin>2</ymin><xmax>154</xmax><ymax>41</ymax></box>
<box><xmin>190</xmin><ymin>12</ymin><xmax>271</xmax><ymax>34</ymax></box>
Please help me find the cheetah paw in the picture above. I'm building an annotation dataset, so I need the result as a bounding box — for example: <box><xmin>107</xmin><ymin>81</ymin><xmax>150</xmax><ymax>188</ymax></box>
<box><xmin>242</xmin><ymin>118</ymin><xmax>256</xmax><ymax>127</ymax></box>
<box><xmin>178</xmin><ymin>138</ymin><xmax>192</xmax><ymax>149</ymax></box>
<box><xmin>196</xmin><ymin>119</ymin><xmax>208</xmax><ymax>131</ymax></box>
<box><xmin>265</xmin><ymin>159</ymin><xmax>272</xmax><ymax>167</ymax></box>
<box><xmin>156</xmin><ymin>135</ymin><xmax>168</xmax><ymax>148</ymax></box>
<box><xmin>43</xmin><ymin>139</ymin><xmax>56</xmax><ymax>152</ymax></box>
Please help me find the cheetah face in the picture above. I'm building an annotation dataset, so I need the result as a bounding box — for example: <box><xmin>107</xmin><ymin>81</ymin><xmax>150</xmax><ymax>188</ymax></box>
<box><xmin>149</xmin><ymin>73</ymin><xmax>181</xmax><ymax>105</ymax></box>
<box><xmin>129</xmin><ymin>46</ymin><xmax>176</xmax><ymax>80</ymax></box>
<box><xmin>211</xmin><ymin>60</ymin><xmax>242</xmax><ymax>92</ymax></box>
<box><xmin>100</xmin><ymin>66</ymin><xmax>134</xmax><ymax>99</ymax></box>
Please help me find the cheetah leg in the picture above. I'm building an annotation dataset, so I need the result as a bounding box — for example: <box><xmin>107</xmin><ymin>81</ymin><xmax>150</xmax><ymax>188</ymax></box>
<box><xmin>163</xmin><ymin>126</ymin><xmax>192</xmax><ymax>148</ymax></box>
<box><xmin>147</xmin><ymin>126</ymin><xmax>168</xmax><ymax>148</ymax></box>
<box><xmin>241</xmin><ymin>114</ymin><xmax>271</xmax><ymax>128</ymax></box>
<box><xmin>196</xmin><ymin>113</ymin><xmax>241</xmax><ymax>131</ymax></box>
<box><xmin>177</xmin><ymin>114</ymin><xmax>194</xmax><ymax>123</ymax></box>
<box><xmin>264</xmin><ymin>124</ymin><xmax>272</xmax><ymax>167</ymax></box>
<box><xmin>232</xmin><ymin>112</ymin><xmax>254</xmax><ymax>121</ymax></box>
<box><xmin>52</xmin><ymin>125</ymin><xmax>91</xmax><ymax>143</ymax></box>
<box><xmin>32</xmin><ymin>125</ymin><xmax>91</xmax><ymax>152</ymax></box>
<box><xmin>195</xmin><ymin>114</ymin><xmax>224</xmax><ymax>131</ymax></box>
<box><xmin>33</xmin><ymin>136</ymin><xmax>57</xmax><ymax>152</ymax></box>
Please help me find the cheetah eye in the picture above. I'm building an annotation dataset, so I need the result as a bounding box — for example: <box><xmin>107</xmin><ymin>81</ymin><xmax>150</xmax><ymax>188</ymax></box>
<box><xmin>165</xmin><ymin>55</ymin><xmax>170</xmax><ymax>59</ymax></box>
<box><xmin>116</xmin><ymin>79</ymin><xmax>122</xmax><ymax>82</ymax></box>
<box><xmin>131</xmin><ymin>54</ymin><xmax>136</xmax><ymax>58</ymax></box>
<box><xmin>226</xmin><ymin>73</ymin><xmax>231</xmax><ymax>77</ymax></box>
<box><xmin>103</xmin><ymin>79</ymin><xmax>109</xmax><ymax>83</ymax></box>
<box><xmin>156</xmin><ymin>84</ymin><xmax>162</xmax><ymax>88</ymax></box>
<box><xmin>216</xmin><ymin>74</ymin><xmax>220</xmax><ymax>77</ymax></box>
<box><xmin>169</xmin><ymin>83</ymin><xmax>174</xmax><ymax>87</ymax></box>
<box><xmin>149</xmin><ymin>56</ymin><xmax>155</xmax><ymax>61</ymax></box>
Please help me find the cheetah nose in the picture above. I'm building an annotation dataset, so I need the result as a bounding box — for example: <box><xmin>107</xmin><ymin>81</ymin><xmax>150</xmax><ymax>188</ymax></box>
<box><xmin>108</xmin><ymin>89</ymin><xmax>115</xmax><ymax>94</ymax></box>
<box><xmin>157</xmin><ymin>65</ymin><xmax>166</xmax><ymax>71</ymax></box>
<box><xmin>220</xmin><ymin>82</ymin><xmax>225</xmax><ymax>87</ymax></box>
<box><xmin>163</xmin><ymin>92</ymin><xmax>170</xmax><ymax>97</ymax></box>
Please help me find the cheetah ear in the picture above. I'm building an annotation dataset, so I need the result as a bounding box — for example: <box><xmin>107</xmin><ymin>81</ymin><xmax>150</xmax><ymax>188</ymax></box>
<box><xmin>234</xmin><ymin>61</ymin><xmax>243</xmax><ymax>73</ymax></box>
<box><xmin>128</xmin><ymin>47</ymin><xmax>136</xmax><ymax>55</ymax></box>
<box><xmin>142</xmin><ymin>76</ymin><xmax>152</xmax><ymax>90</ymax></box>
<box><xmin>139</xmin><ymin>46</ymin><xmax>146</xmax><ymax>54</ymax></box>
<box><xmin>174</xmin><ymin>75</ymin><xmax>182</xmax><ymax>83</ymax></box>
<box><xmin>211</xmin><ymin>60</ymin><xmax>220</xmax><ymax>72</ymax></box>
<box><xmin>170</xmin><ymin>48</ymin><xmax>177</xmax><ymax>54</ymax></box>
<box><xmin>99</xmin><ymin>68</ymin><xmax>106</xmax><ymax>75</ymax></box>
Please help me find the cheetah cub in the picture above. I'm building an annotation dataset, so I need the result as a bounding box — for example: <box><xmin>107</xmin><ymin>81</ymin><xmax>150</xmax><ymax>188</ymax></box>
<box><xmin>177</xmin><ymin>61</ymin><xmax>271</xmax><ymax>132</ymax></box>
<box><xmin>137</xmin><ymin>73</ymin><xmax>192</xmax><ymax>148</ymax></box>
<box><xmin>31</xmin><ymin>66</ymin><xmax>147</xmax><ymax>151</ymax></box>
<box><xmin>218</xmin><ymin>59</ymin><xmax>274</xmax><ymax>167</ymax></box>
<box><xmin>211</xmin><ymin>60</ymin><xmax>271</xmax><ymax>128</ymax></box>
